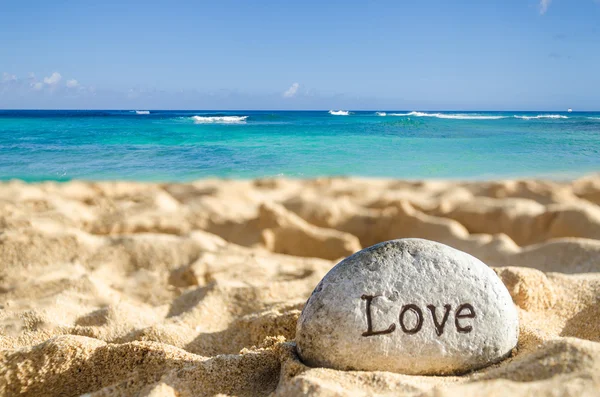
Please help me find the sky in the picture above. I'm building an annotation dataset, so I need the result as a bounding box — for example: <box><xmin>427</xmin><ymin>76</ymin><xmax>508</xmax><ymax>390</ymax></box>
<box><xmin>1</xmin><ymin>0</ymin><xmax>599</xmax><ymax>110</ymax></box>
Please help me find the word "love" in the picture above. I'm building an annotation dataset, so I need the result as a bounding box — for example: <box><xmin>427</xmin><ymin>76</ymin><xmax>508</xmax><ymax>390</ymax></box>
<box><xmin>361</xmin><ymin>294</ymin><xmax>476</xmax><ymax>337</ymax></box>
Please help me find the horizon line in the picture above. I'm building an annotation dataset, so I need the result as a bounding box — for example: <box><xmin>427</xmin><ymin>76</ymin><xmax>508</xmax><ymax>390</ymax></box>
<box><xmin>0</xmin><ymin>108</ymin><xmax>595</xmax><ymax>112</ymax></box>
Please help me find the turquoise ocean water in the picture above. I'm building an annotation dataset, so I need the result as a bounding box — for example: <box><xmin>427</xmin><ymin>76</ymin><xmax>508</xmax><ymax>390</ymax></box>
<box><xmin>1</xmin><ymin>110</ymin><xmax>599</xmax><ymax>182</ymax></box>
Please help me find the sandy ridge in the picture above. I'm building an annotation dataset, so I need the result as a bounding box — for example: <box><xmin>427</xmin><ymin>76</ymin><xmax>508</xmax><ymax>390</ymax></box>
<box><xmin>1</xmin><ymin>175</ymin><xmax>600</xmax><ymax>396</ymax></box>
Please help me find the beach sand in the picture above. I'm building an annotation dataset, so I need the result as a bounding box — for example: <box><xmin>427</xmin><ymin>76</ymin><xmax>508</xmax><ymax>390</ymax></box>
<box><xmin>1</xmin><ymin>175</ymin><xmax>600</xmax><ymax>396</ymax></box>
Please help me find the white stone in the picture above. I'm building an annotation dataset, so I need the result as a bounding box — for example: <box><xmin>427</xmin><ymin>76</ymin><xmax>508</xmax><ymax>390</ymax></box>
<box><xmin>296</xmin><ymin>238</ymin><xmax>519</xmax><ymax>375</ymax></box>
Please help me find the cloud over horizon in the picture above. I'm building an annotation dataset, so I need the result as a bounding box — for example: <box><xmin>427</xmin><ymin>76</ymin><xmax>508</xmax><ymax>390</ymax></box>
<box><xmin>66</xmin><ymin>79</ymin><xmax>80</xmax><ymax>88</ymax></box>
<box><xmin>1</xmin><ymin>66</ymin><xmax>597</xmax><ymax>111</ymax></box>
<box><xmin>0</xmin><ymin>71</ymin><xmax>90</xmax><ymax>100</ymax></box>
<box><xmin>2</xmin><ymin>73</ymin><xmax>16</xmax><ymax>82</ymax></box>
<box><xmin>43</xmin><ymin>72</ymin><xmax>62</xmax><ymax>85</ymax></box>
<box><xmin>282</xmin><ymin>82</ymin><xmax>300</xmax><ymax>98</ymax></box>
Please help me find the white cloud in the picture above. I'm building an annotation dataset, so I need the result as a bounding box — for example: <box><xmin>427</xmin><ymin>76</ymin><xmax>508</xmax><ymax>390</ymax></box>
<box><xmin>2</xmin><ymin>72</ymin><xmax>17</xmax><ymax>82</ymax></box>
<box><xmin>43</xmin><ymin>72</ymin><xmax>62</xmax><ymax>85</ymax></box>
<box><xmin>283</xmin><ymin>82</ymin><xmax>300</xmax><ymax>98</ymax></box>
<box><xmin>32</xmin><ymin>82</ymin><xmax>43</xmax><ymax>91</ymax></box>
<box><xmin>539</xmin><ymin>0</ymin><xmax>551</xmax><ymax>14</ymax></box>
<box><xmin>66</xmin><ymin>79</ymin><xmax>79</xmax><ymax>88</ymax></box>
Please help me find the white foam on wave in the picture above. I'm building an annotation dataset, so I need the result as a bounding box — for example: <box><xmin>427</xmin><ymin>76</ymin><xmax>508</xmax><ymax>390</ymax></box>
<box><xmin>388</xmin><ymin>111</ymin><xmax>507</xmax><ymax>120</ymax></box>
<box><xmin>329</xmin><ymin>110</ymin><xmax>350</xmax><ymax>116</ymax></box>
<box><xmin>387</xmin><ymin>112</ymin><xmax>414</xmax><ymax>116</ymax></box>
<box><xmin>376</xmin><ymin>112</ymin><xmax>387</xmax><ymax>116</ymax></box>
<box><xmin>191</xmin><ymin>115</ymin><xmax>248</xmax><ymax>124</ymax></box>
<box><xmin>587</xmin><ymin>117</ymin><xmax>600</xmax><ymax>120</ymax></box>
<box><xmin>387</xmin><ymin>111</ymin><xmax>572</xmax><ymax>120</ymax></box>
<box><xmin>135</xmin><ymin>110</ymin><xmax>150</xmax><ymax>115</ymax></box>
<box><xmin>514</xmin><ymin>114</ymin><xmax>568</xmax><ymax>120</ymax></box>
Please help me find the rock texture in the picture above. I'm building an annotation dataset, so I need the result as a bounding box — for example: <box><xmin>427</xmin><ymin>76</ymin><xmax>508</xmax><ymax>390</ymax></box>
<box><xmin>296</xmin><ymin>239</ymin><xmax>519</xmax><ymax>375</ymax></box>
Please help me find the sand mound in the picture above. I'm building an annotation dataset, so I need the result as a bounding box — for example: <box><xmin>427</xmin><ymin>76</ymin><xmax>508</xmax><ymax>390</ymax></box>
<box><xmin>2</xmin><ymin>176</ymin><xmax>600</xmax><ymax>396</ymax></box>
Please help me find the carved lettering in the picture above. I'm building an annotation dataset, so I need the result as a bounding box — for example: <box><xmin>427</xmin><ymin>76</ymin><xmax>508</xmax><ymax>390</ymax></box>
<box><xmin>361</xmin><ymin>295</ymin><xmax>396</xmax><ymax>336</ymax></box>
<box><xmin>455</xmin><ymin>303</ymin><xmax>476</xmax><ymax>333</ymax></box>
<box><xmin>360</xmin><ymin>295</ymin><xmax>476</xmax><ymax>337</ymax></box>
<box><xmin>427</xmin><ymin>304</ymin><xmax>452</xmax><ymax>336</ymax></box>
<box><xmin>399</xmin><ymin>304</ymin><xmax>423</xmax><ymax>334</ymax></box>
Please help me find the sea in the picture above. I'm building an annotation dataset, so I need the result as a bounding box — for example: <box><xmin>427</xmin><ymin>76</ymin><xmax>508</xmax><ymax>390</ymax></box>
<box><xmin>1</xmin><ymin>110</ymin><xmax>599</xmax><ymax>182</ymax></box>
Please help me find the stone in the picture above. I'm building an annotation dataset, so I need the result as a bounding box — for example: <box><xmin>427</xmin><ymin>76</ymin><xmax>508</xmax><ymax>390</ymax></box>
<box><xmin>295</xmin><ymin>238</ymin><xmax>519</xmax><ymax>375</ymax></box>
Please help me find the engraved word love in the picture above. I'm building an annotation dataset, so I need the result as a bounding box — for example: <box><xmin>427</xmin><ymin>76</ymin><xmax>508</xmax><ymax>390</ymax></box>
<box><xmin>361</xmin><ymin>294</ymin><xmax>476</xmax><ymax>337</ymax></box>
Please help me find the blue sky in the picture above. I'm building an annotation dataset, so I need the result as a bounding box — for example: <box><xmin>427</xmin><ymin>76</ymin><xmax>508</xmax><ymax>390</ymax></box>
<box><xmin>1</xmin><ymin>0</ymin><xmax>599</xmax><ymax>110</ymax></box>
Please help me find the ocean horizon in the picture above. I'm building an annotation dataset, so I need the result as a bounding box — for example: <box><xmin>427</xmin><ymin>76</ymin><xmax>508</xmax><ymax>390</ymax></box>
<box><xmin>1</xmin><ymin>109</ymin><xmax>599</xmax><ymax>182</ymax></box>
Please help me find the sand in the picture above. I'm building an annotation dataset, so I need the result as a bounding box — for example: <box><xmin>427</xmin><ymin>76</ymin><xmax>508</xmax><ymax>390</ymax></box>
<box><xmin>1</xmin><ymin>175</ymin><xmax>600</xmax><ymax>396</ymax></box>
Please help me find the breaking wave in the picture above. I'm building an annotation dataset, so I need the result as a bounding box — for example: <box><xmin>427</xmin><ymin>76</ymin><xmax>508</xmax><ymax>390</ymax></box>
<box><xmin>514</xmin><ymin>115</ymin><xmax>569</xmax><ymax>120</ymax></box>
<box><xmin>135</xmin><ymin>110</ymin><xmax>150</xmax><ymax>115</ymax></box>
<box><xmin>384</xmin><ymin>111</ymin><xmax>574</xmax><ymax>120</ymax></box>
<box><xmin>376</xmin><ymin>112</ymin><xmax>387</xmax><ymax>116</ymax></box>
<box><xmin>329</xmin><ymin>110</ymin><xmax>350</xmax><ymax>116</ymax></box>
<box><xmin>388</xmin><ymin>111</ymin><xmax>507</xmax><ymax>120</ymax></box>
<box><xmin>191</xmin><ymin>116</ymin><xmax>248</xmax><ymax>124</ymax></box>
